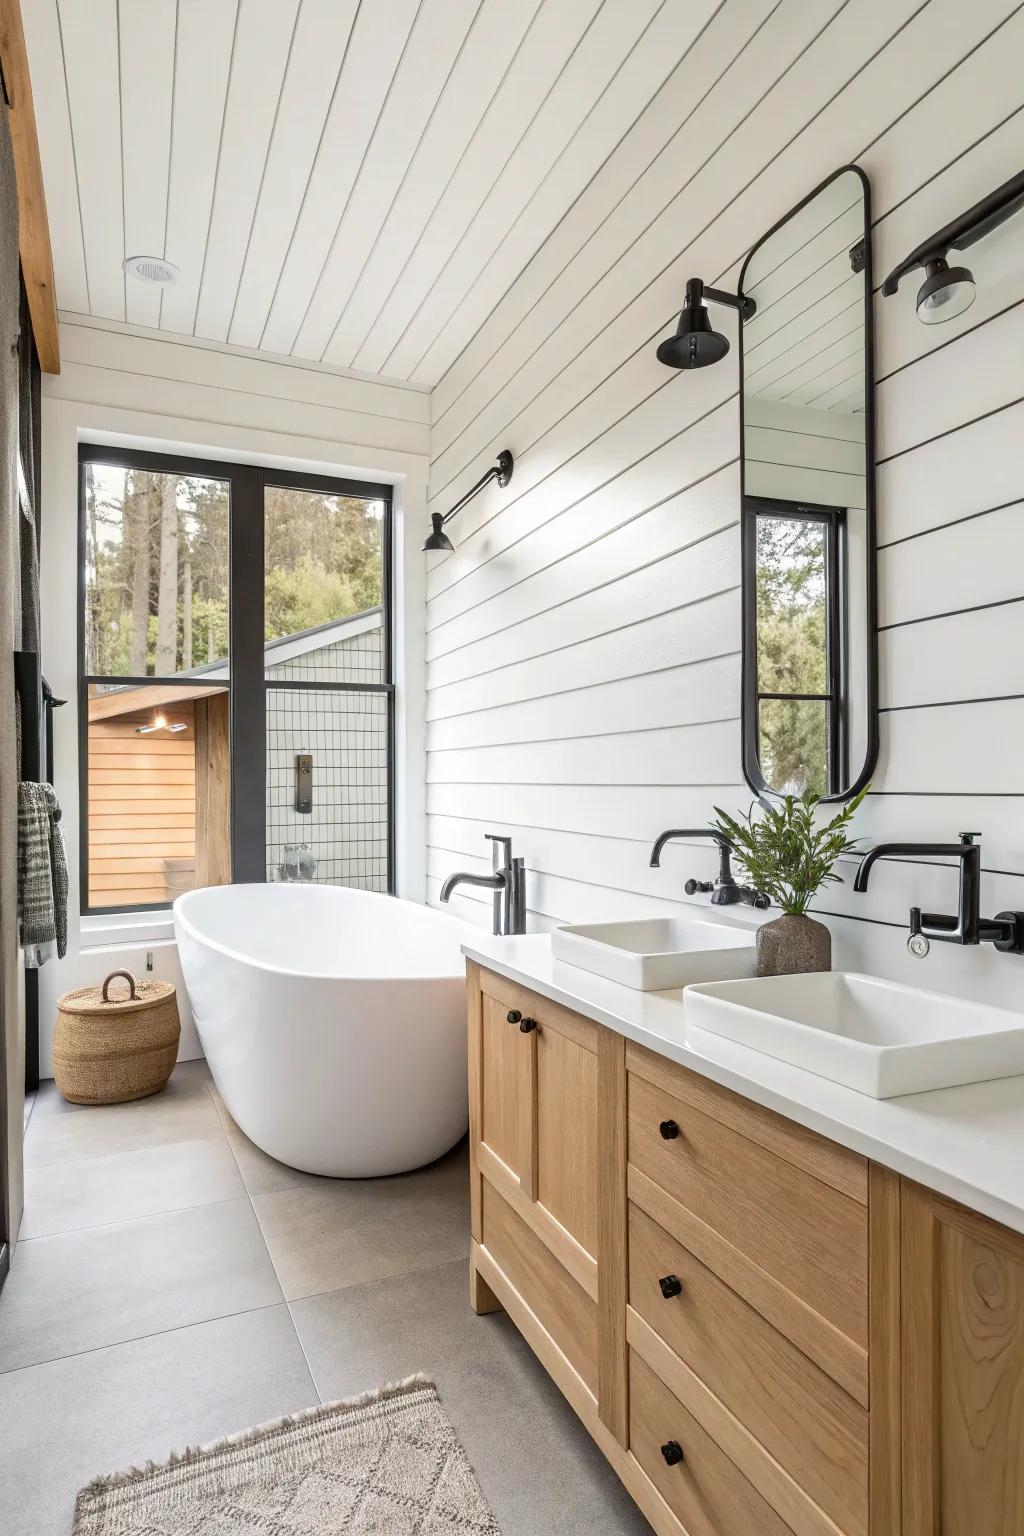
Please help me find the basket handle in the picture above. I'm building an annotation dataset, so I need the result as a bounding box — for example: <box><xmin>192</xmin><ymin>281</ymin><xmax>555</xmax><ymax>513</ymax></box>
<box><xmin>101</xmin><ymin>970</ymin><xmax>138</xmax><ymax>1002</ymax></box>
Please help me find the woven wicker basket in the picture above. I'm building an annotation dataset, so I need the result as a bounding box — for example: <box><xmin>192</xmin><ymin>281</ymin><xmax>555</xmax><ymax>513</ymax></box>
<box><xmin>53</xmin><ymin>970</ymin><xmax>181</xmax><ymax>1105</ymax></box>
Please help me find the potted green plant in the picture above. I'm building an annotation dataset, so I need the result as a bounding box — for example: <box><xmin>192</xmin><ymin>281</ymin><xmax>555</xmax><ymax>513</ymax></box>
<box><xmin>710</xmin><ymin>786</ymin><xmax>869</xmax><ymax>976</ymax></box>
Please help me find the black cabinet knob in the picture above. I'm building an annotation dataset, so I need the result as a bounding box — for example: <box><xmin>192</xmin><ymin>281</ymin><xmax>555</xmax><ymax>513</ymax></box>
<box><xmin>659</xmin><ymin>1119</ymin><xmax>680</xmax><ymax>1140</ymax></box>
<box><xmin>519</xmin><ymin>1017</ymin><xmax>537</xmax><ymax>1034</ymax></box>
<box><xmin>506</xmin><ymin>1010</ymin><xmax>522</xmax><ymax>1024</ymax></box>
<box><xmin>661</xmin><ymin>1441</ymin><xmax>685</xmax><ymax>1467</ymax></box>
<box><xmin>659</xmin><ymin>1274</ymin><xmax>683</xmax><ymax>1299</ymax></box>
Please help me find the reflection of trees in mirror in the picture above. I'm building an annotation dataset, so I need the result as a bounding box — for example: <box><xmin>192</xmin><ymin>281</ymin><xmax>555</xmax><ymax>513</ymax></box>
<box><xmin>85</xmin><ymin>465</ymin><xmax>383</xmax><ymax>679</ymax></box>
<box><xmin>755</xmin><ymin>514</ymin><xmax>829</xmax><ymax>796</ymax></box>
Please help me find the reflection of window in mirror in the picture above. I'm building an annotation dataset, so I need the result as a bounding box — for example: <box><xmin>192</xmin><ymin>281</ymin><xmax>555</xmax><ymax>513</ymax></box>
<box><xmin>738</xmin><ymin>164</ymin><xmax>875</xmax><ymax>802</ymax></box>
<box><xmin>748</xmin><ymin>498</ymin><xmax>846</xmax><ymax>798</ymax></box>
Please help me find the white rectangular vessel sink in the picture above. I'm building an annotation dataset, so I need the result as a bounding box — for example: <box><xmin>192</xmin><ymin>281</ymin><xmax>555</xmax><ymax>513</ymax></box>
<box><xmin>551</xmin><ymin>916</ymin><xmax>756</xmax><ymax>991</ymax></box>
<box><xmin>685</xmin><ymin>971</ymin><xmax>1024</xmax><ymax>1098</ymax></box>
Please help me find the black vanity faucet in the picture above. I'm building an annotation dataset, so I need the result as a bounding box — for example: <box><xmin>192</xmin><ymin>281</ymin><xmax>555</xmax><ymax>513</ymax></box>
<box><xmin>649</xmin><ymin>829</ymin><xmax>768</xmax><ymax>909</ymax></box>
<box><xmin>853</xmin><ymin>832</ymin><xmax>1024</xmax><ymax>952</ymax></box>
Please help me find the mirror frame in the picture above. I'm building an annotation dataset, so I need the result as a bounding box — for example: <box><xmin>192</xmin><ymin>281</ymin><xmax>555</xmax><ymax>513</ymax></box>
<box><xmin>738</xmin><ymin>163</ymin><xmax>878</xmax><ymax>804</ymax></box>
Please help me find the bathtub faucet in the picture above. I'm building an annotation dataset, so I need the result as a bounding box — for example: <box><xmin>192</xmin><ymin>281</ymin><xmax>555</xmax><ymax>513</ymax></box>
<box><xmin>441</xmin><ymin>834</ymin><xmax>526</xmax><ymax>936</ymax></box>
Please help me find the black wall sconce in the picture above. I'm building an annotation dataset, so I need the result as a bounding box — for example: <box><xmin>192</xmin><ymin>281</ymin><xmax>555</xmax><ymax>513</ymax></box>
<box><xmin>423</xmin><ymin>450</ymin><xmax>514</xmax><ymax>552</ymax></box>
<box><xmin>656</xmin><ymin>277</ymin><xmax>756</xmax><ymax>371</ymax></box>
<box><xmin>882</xmin><ymin>167</ymin><xmax>1024</xmax><ymax>325</ymax></box>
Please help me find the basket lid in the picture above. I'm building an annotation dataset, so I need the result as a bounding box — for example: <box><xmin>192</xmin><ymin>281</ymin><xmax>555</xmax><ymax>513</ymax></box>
<box><xmin>58</xmin><ymin>970</ymin><xmax>176</xmax><ymax>1014</ymax></box>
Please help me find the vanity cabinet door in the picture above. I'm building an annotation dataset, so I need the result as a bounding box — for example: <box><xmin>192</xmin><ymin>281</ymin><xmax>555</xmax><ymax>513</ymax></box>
<box><xmin>532</xmin><ymin>996</ymin><xmax>600</xmax><ymax>1257</ymax></box>
<box><xmin>901</xmin><ymin>1180</ymin><xmax>1024</xmax><ymax>1535</ymax></box>
<box><xmin>468</xmin><ymin>965</ymin><xmax>629</xmax><ymax>1444</ymax></box>
<box><xmin>470</xmin><ymin>965</ymin><xmax>602</xmax><ymax>1274</ymax></box>
<box><xmin>475</xmin><ymin>974</ymin><xmax>532</xmax><ymax>1187</ymax></box>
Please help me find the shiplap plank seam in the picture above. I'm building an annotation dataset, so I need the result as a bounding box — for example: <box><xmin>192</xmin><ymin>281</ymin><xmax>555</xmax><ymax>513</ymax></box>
<box><xmin>425</xmin><ymin>0</ymin><xmax>986</xmax><ymax>501</ymax></box>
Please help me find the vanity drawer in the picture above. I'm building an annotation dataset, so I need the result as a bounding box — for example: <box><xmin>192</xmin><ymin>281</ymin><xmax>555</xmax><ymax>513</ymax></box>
<box><xmin>629</xmin><ymin>1202</ymin><xmax>868</xmax><ymax>1536</ymax></box>
<box><xmin>629</xmin><ymin>1350</ymin><xmax>795</xmax><ymax>1536</ymax></box>
<box><xmin>628</xmin><ymin>1067</ymin><xmax>868</xmax><ymax>1396</ymax></box>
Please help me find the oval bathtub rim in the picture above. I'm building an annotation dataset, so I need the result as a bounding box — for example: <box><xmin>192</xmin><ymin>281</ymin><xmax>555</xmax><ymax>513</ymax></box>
<box><xmin>172</xmin><ymin>886</ymin><xmax>469</xmax><ymax>985</ymax></box>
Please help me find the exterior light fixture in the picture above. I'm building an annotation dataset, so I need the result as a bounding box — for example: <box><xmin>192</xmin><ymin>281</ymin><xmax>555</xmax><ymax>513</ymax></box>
<box><xmin>881</xmin><ymin>167</ymin><xmax>1024</xmax><ymax>325</ymax></box>
<box><xmin>136</xmin><ymin>717</ymin><xmax>188</xmax><ymax>735</ymax></box>
<box><xmin>656</xmin><ymin>278</ymin><xmax>756</xmax><ymax>370</ymax></box>
<box><xmin>423</xmin><ymin>450</ymin><xmax>514</xmax><ymax>553</ymax></box>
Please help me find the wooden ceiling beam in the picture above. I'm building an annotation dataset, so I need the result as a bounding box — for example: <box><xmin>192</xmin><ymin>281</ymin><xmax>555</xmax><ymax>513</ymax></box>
<box><xmin>0</xmin><ymin>0</ymin><xmax>59</xmax><ymax>373</ymax></box>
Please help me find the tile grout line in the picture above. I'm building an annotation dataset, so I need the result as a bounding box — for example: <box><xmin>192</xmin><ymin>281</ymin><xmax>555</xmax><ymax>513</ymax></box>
<box><xmin>23</xmin><ymin>1109</ymin><xmax>230</xmax><ymax>1175</ymax></box>
<box><xmin>0</xmin><ymin>1298</ymin><xmax>289</xmax><ymax>1381</ymax></box>
<box><xmin>202</xmin><ymin>1070</ymin><xmax>328</xmax><ymax>1405</ymax></box>
<box><xmin>15</xmin><ymin>1191</ymin><xmax>255</xmax><ymax>1248</ymax></box>
<box><xmin>23</xmin><ymin>1142</ymin><xmax>227</xmax><ymax>1174</ymax></box>
<box><xmin>286</xmin><ymin>1249</ymin><xmax>472</xmax><ymax>1318</ymax></box>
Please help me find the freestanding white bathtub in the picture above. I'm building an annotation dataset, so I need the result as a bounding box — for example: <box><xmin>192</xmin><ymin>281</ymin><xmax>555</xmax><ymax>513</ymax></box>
<box><xmin>173</xmin><ymin>884</ymin><xmax>469</xmax><ymax>1177</ymax></box>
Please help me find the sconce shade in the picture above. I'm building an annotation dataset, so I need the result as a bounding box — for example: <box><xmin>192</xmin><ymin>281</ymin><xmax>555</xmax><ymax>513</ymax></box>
<box><xmin>916</xmin><ymin>258</ymin><xmax>976</xmax><ymax>324</ymax></box>
<box><xmin>656</xmin><ymin>298</ymin><xmax>729</xmax><ymax>369</ymax></box>
<box><xmin>422</xmin><ymin>512</ymin><xmax>455</xmax><ymax>553</ymax></box>
<box><xmin>656</xmin><ymin>277</ymin><xmax>749</xmax><ymax>370</ymax></box>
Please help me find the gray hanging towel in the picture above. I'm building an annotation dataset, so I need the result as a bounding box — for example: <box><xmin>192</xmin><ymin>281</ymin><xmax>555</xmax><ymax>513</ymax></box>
<box><xmin>17</xmin><ymin>781</ymin><xmax>69</xmax><ymax>966</ymax></box>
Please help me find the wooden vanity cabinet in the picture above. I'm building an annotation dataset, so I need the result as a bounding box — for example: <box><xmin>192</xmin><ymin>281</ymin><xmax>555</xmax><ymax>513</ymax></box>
<box><xmin>466</xmin><ymin>964</ymin><xmax>1024</xmax><ymax>1536</ymax></box>
<box><xmin>900</xmin><ymin>1181</ymin><xmax>1024</xmax><ymax>1535</ymax></box>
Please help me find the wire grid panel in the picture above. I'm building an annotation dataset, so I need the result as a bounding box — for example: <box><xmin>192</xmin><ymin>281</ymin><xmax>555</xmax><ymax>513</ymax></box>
<box><xmin>265</xmin><ymin>622</ymin><xmax>383</xmax><ymax>685</ymax></box>
<box><xmin>266</xmin><ymin>687</ymin><xmax>389</xmax><ymax>891</ymax></box>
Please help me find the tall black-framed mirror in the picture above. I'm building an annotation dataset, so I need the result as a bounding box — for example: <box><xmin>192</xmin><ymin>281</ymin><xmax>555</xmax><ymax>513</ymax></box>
<box><xmin>739</xmin><ymin>165</ymin><xmax>877</xmax><ymax>802</ymax></box>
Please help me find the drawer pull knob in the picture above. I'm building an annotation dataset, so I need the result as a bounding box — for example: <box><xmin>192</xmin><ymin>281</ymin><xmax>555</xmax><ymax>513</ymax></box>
<box><xmin>661</xmin><ymin>1441</ymin><xmax>685</xmax><ymax>1467</ymax></box>
<box><xmin>659</xmin><ymin>1119</ymin><xmax>680</xmax><ymax>1140</ymax></box>
<box><xmin>506</xmin><ymin>1009</ymin><xmax>522</xmax><ymax>1024</ymax></box>
<box><xmin>659</xmin><ymin>1274</ymin><xmax>683</xmax><ymax>1299</ymax></box>
<box><xmin>519</xmin><ymin>1016</ymin><xmax>538</xmax><ymax>1034</ymax></box>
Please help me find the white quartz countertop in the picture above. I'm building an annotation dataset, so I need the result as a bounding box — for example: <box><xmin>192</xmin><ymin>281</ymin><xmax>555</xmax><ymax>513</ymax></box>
<box><xmin>462</xmin><ymin>932</ymin><xmax>1024</xmax><ymax>1236</ymax></box>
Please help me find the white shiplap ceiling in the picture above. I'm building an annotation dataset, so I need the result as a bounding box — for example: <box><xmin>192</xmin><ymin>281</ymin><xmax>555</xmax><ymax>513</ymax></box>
<box><xmin>24</xmin><ymin>0</ymin><xmax>721</xmax><ymax>385</ymax></box>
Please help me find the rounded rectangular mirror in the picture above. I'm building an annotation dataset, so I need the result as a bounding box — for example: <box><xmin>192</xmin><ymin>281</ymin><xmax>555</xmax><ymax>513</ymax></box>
<box><xmin>739</xmin><ymin>165</ymin><xmax>876</xmax><ymax>802</ymax></box>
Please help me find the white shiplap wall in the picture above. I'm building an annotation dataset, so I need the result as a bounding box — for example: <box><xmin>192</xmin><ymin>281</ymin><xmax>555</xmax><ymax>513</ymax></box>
<box><xmin>424</xmin><ymin>0</ymin><xmax>1024</xmax><ymax>1015</ymax></box>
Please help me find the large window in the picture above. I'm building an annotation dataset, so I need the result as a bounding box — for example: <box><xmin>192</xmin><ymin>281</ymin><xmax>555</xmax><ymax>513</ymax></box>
<box><xmin>746</xmin><ymin>497</ymin><xmax>846</xmax><ymax>798</ymax></box>
<box><xmin>79</xmin><ymin>445</ymin><xmax>393</xmax><ymax>914</ymax></box>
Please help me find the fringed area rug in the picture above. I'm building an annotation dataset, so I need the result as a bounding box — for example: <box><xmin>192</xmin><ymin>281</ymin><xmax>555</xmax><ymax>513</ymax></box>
<box><xmin>73</xmin><ymin>1376</ymin><xmax>502</xmax><ymax>1534</ymax></box>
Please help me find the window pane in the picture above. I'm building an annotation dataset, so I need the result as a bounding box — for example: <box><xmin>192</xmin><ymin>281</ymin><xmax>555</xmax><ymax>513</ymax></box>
<box><xmin>758</xmin><ymin>697</ymin><xmax>829</xmax><ymax>798</ymax></box>
<box><xmin>755</xmin><ymin>514</ymin><xmax>827</xmax><ymax>695</ymax></box>
<box><xmin>85</xmin><ymin>682</ymin><xmax>230</xmax><ymax>910</ymax></box>
<box><xmin>266</xmin><ymin>689</ymin><xmax>388</xmax><ymax>891</ymax></box>
<box><xmin>84</xmin><ymin>463</ymin><xmax>229</xmax><ymax>678</ymax></box>
<box><xmin>264</xmin><ymin>486</ymin><xmax>385</xmax><ymax>682</ymax></box>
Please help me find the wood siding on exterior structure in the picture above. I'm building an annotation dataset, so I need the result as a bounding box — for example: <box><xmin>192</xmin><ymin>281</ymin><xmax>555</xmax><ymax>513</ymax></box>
<box><xmin>86</xmin><ymin>686</ymin><xmax>231</xmax><ymax>908</ymax></box>
<box><xmin>87</xmin><ymin>704</ymin><xmax>197</xmax><ymax>907</ymax></box>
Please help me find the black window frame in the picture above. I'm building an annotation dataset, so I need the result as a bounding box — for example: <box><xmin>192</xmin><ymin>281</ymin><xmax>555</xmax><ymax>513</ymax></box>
<box><xmin>78</xmin><ymin>441</ymin><xmax>394</xmax><ymax>916</ymax></box>
<box><xmin>742</xmin><ymin>494</ymin><xmax>849</xmax><ymax>800</ymax></box>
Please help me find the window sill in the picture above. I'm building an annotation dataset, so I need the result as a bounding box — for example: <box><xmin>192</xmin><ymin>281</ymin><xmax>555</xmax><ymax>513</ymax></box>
<box><xmin>79</xmin><ymin>911</ymin><xmax>176</xmax><ymax>950</ymax></box>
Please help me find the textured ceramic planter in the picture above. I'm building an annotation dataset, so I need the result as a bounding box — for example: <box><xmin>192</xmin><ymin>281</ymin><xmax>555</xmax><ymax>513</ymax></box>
<box><xmin>756</xmin><ymin>913</ymin><xmax>831</xmax><ymax>977</ymax></box>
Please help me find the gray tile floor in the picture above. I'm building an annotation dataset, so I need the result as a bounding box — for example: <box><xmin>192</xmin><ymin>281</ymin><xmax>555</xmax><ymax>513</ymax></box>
<box><xmin>2</xmin><ymin>1061</ymin><xmax>651</xmax><ymax>1535</ymax></box>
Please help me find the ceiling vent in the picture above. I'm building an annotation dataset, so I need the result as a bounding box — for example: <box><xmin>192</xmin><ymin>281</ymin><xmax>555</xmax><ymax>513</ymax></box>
<box><xmin>123</xmin><ymin>254</ymin><xmax>180</xmax><ymax>285</ymax></box>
